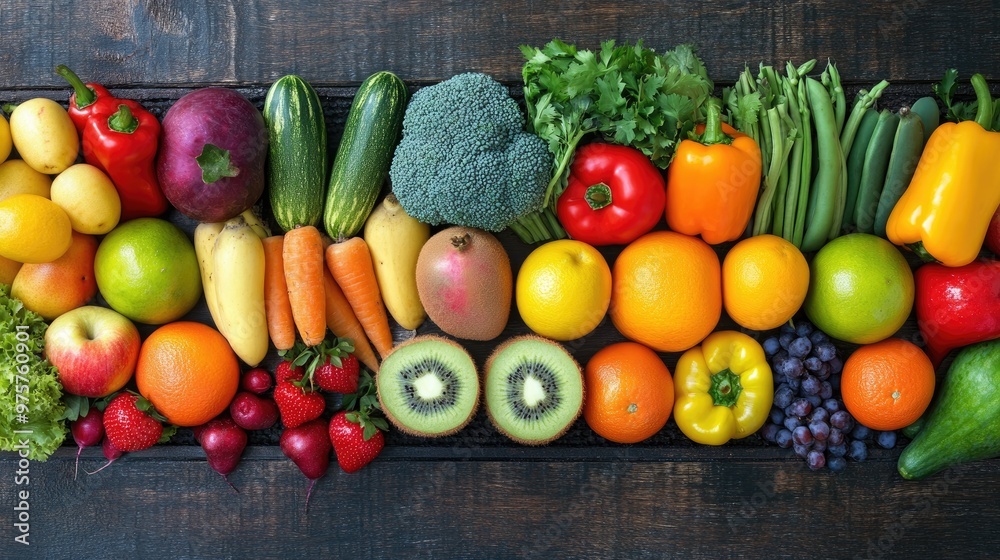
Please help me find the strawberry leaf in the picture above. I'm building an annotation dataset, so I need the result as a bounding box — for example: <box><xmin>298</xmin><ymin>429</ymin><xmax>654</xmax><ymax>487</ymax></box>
<box><xmin>158</xmin><ymin>424</ymin><xmax>178</xmax><ymax>443</ymax></box>
<box><xmin>362</xmin><ymin>423</ymin><xmax>377</xmax><ymax>441</ymax></box>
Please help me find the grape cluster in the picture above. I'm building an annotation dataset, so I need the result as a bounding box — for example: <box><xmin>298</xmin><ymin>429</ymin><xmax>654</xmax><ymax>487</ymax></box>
<box><xmin>759</xmin><ymin>321</ymin><xmax>898</xmax><ymax>472</ymax></box>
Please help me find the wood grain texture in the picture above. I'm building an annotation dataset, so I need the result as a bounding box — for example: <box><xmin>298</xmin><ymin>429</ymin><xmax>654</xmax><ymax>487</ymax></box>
<box><xmin>1</xmin><ymin>0</ymin><xmax>998</xmax><ymax>88</ymax></box>
<box><xmin>2</xmin><ymin>447</ymin><xmax>999</xmax><ymax>559</ymax></box>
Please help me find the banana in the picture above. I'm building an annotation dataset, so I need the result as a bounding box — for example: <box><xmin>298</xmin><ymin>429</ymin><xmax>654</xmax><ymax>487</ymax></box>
<box><xmin>240</xmin><ymin>207</ymin><xmax>271</xmax><ymax>239</ymax></box>
<box><xmin>213</xmin><ymin>216</ymin><xmax>269</xmax><ymax>366</ymax></box>
<box><xmin>363</xmin><ymin>194</ymin><xmax>430</xmax><ymax>330</ymax></box>
<box><xmin>194</xmin><ymin>221</ymin><xmax>227</xmax><ymax>337</ymax></box>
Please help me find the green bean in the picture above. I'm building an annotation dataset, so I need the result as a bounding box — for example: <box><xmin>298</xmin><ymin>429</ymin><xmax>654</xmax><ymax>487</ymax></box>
<box><xmin>792</xmin><ymin>77</ymin><xmax>813</xmax><ymax>248</ymax></box>
<box><xmin>826</xmin><ymin>63</ymin><xmax>847</xmax><ymax>136</ymax></box>
<box><xmin>801</xmin><ymin>77</ymin><xmax>844</xmax><ymax>252</ymax></box>
<box><xmin>839</xmin><ymin>80</ymin><xmax>890</xmax><ymax>154</ymax></box>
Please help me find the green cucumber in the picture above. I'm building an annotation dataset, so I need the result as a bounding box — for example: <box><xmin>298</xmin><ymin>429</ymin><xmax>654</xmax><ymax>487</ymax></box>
<box><xmin>854</xmin><ymin>109</ymin><xmax>899</xmax><ymax>234</ymax></box>
<box><xmin>264</xmin><ymin>75</ymin><xmax>328</xmax><ymax>232</ymax></box>
<box><xmin>874</xmin><ymin>108</ymin><xmax>924</xmax><ymax>238</ymax></box>
<box><xmin>842</xmin><ymin>108</ymin><xmax>879</xmax><ymax>228</ymax></box>
<box><xmin>898</xmin><ymin>339</ymin><xmax>1000</xmax><ymax>480</ymax></box>
<box><xmin>909</xmin><ymin>96</ymin><xmax>940</xmax><ymax>144</ymax></box>
<box><xmin>323</xmin><ymin>71</ymin><xmax>408</xmax><ymax>240</ymax></box>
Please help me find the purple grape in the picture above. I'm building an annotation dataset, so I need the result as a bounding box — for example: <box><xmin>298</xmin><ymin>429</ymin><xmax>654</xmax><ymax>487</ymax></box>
<box><xmin>788</xmin><ymin>337</ymin><xmax>813</xmax><ymax>359</ymax></box>
<box><xmin>850</xmin><ymin>424</ymin><xmax>870</xmax><ymax>441</ymax></box>
<box><xmin>822</xmin><ymin>399</ymin><xmax>841</xmax><ymax>413</ymax></box>
<box><xmin>815</xmin><ymin>342</ymin><xmax>838</xmax><ymax>362</ymax></box>
<box><xmin>761</xmin><ymin>423</ymin><xmax>780</xmax><ymax>443</ymax></box>
<box><xmin>809</xmin><ymin>330</ymin><xmax>829</xmax><ymax>345</ymax></box>
<box><xmin>769</xmin><ymin>408</ymin><xmax>786</xmax><ymax>425</ymax></box>
<box><xmin>807</xmin><ymin>450</ymin><xmax>826</xmax><ymax>471</ymax></box>
<box><xmin>779</xmin><ymin>332</ymin><xmax>794</xmax><ymax>349</ymax></box>
<box><xmin>828</xmin><ymin>456</ymin><xmax>847</xmax><ymax>472</ymax></box>
<box><xmin>828</xmin><ymin>428</ymin><xmax>845</xmax><ymax>445</ymax></box>
<box><xmin>812</xmin><ymin>440</ymin><xmax>827</xmax><ymax>453</ymax></box>
<box><xmin>793</xmin><ymin>443</ymin><xmax>812</xmax><ymax>459</ymax></box>
<box><xmin>804</xmin><ymin>356</ymin><xmax>823</xmax><ymax>372</ymax></box>
<box><xmin>877</xmin><ymin>431</ymin><xmax>898</xmax><ymax>449</ymax></box>
<box><xmin>828</xmin><ymin>357</ymin><xmax>843</xmax><ymax>374</ymax></box>
<box><xmin>792</xmin><ymin>426</ymin><xmax>813</xmax><ymax>446</ymax></box>
<box><xmin>828</xmin><ymin>443</ymin><xmax>848</xmax><ymax>458</ymax></box>
<box><xmin>788</xmin><ymin>398</ymin><xmax>812</xmax><ymax>418</ymax></box>
<box><xmin>795</xmin><ymin>321</ymin><xmax>813</xmax><ymax>338</ymax></box>
<box><xmin>819</xmin><ymin>381</ymin><xmax>834</xmax><ymax>400</ymax></box>
<box><xmin>783</xmin><ymin>416</ymin><xmax>802</xmax><ymax>431</ymax></box>
<box><xmin>776</xmin><ymin>429</ymin><xmax>794</xmax><ymax>448</ymax></box>
<box><xmin>806</xmin><ymin>395</ymin><xmax>823</xmax><ymax>408</ymax></box>
<box><xmin>801</xmin><ymin>375</ymin><xmax>822</xmax><ymax>396</ymax></box>
<box><xmin>831</xmin><ymin>410</ymin><xmax>854</xmax><ymax>431</ymax></box>
<box><xmin>809</xmin><ymin>421</ymin><xmax>830</xmax><ymax>442</ymax></box>
<box><xmin>848</xmin><ymin>440</ymin><xmax>868</xmax><ymax>462</ymax></box>
<box><xmin>763</xmin><ymin>337</ymin><xmax>781</xmax><ymax>356</ymax></box>
<box><xmin>774</xmin><ymin>385</ymin><xmax>795</xmax><ymax>409</ymax></box>
<box><xmin>776</xmin><ymin>357</ymin><xmax>805</xmax><ymax>379</ymax></box>
<box><xmin>815</xmin><ymin>362</ymin><xmax>832</xmax><ymax>381</ymax></box>
<box><xmin>809</xmin><ymin>407</ymin><xmax>829</xmax><ymax>423</ymax></box>
<box><xmin>786</xmin><ymin>377</ymin><xmax>802</xmax><ymax>392</ymax></box>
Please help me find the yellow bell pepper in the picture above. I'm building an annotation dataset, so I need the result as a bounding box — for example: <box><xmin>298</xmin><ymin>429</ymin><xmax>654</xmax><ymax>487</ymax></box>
<box><xmin>673</xmin><ymin>331</ymin><xmax>773</xmax><ymax>446</ymax></box>
<box><xmin>886</xmin><ymin>74</ymin><xmax>1000</xmax><ymax>267</ymax></box>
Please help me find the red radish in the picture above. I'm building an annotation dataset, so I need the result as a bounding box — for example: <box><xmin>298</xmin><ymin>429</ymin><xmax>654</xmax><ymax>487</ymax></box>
<box><xmin>70</xmin><ymin>408</ymin><xmax>104</xmax><ymax>480</ymax></box>
<box><xmin>230</xmin><ymin>391</ymin><xmax>279</xmax><ymax>430</ymax></box>
<box><xmin>87</xmin><ymin>437</ymin><xmax>123</xmax><ymax>475</ymax></box>
<box><xmin>240</xmin><ymin>368</ymin><xmax>273</xmax><ymax>394</ymax></box>
<box><xmin>198</xmin><ymin>417</ymin><xmax>248</xmax><ymax>492</ymax></box>
<box><xmin>280</xmin><ymin>419</ymin><xmax>331</xmax><ymax>512</ymax></box>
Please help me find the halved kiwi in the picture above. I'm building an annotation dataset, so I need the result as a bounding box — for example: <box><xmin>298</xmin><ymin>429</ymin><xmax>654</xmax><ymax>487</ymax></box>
<box><xmin>376</xmin><ymin>335</ymin><xmax>479</xmax><ymax>437</ymax></box>
<box><xmin>484</xmin><ymin>335</ymin><xmax>584</xmax><ymax>445</ymax></box>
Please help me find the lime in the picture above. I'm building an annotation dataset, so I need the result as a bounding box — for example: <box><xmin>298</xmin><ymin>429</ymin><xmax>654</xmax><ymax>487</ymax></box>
<box><xmin>95</xmin><ymin>218</ymin><xmax>202</xmax><ymax>325</ymax></box>
<box><xmin>803</xmin><ymin>233</ymin><xmax>914</xmax><ymax>344</ymax></box>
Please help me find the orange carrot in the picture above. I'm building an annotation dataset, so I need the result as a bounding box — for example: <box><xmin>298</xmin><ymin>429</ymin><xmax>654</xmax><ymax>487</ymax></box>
<box><xmin>325</xmin><ymin>237</ymin><xmax>394</xmax><ymax>359</ymax></box>
<box><xmin>282</xmin><ymin>225</ymin><xmax>326</xmax><ymax>347</ymax></box>
<box><xmin>262</xmin><ymin>235</ymin><xmax>296</xmax><ymax>351</ymax></box>
<box><xmin>322</xmin><ymin>268</ymin><xmax>380</xmax><ymax>372</ymax></box>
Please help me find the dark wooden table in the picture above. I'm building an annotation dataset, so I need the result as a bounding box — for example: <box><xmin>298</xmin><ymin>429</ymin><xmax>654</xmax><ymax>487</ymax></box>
<box><xmin>2</xmin><ymin>1</ymin><xmax>999</xmax><ymax>558</ymax></box>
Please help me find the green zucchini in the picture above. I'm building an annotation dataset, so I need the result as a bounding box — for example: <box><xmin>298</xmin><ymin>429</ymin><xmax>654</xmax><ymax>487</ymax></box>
<box><xmin>842</xmin><ymin>108</ymin><xmax>879</xmax><ymax>228</ymax></box>
<box><xmin>874</xmin><ymin>108</ymin><xmax>924</xmax><ymax>238</ymax></box>
<box><xmin>854</xmin><ymin>109</ymin><xmax>899</xmax><ymax>234</ymax></box>
<box><xmin>909</xmin><ymin>96</ymin><xmax>940</xmax><ymax>144</ymax></box>
<box><xmin>264</xmin><ymin>75</ymin><xmax>328</xmax><ymax>232</ymax></box>
<box><xmin>323</xmin><ymin>71</ymin><xmax>408</xmax><ymax>240</ymax></box>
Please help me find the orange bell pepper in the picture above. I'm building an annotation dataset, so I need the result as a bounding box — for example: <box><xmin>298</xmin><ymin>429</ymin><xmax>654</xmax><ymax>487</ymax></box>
<box><xmin>665</xmin><ymin>100</ymin><xmax>762</xmax><ymax>245</ymax></box>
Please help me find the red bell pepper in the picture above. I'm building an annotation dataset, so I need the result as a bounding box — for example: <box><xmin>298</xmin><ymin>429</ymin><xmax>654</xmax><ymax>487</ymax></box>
<box><xmin>915</xmin><ymin>259</ymin><xmax>1000</xmax><ymax>366</ymax></box>
<box><xmin>82</xmin><ymin>104</ymin><xmax>169</xmax><ymax>220</ymax></box>
<box><xmin>56</xmin><ymin>65</ymin><xmax>121</xmax><ymax>134</ymax></box>
<box><xmin>555</xmin><ymin>143</ymin><xmax>666</xmax><ymax>246</ymax></box>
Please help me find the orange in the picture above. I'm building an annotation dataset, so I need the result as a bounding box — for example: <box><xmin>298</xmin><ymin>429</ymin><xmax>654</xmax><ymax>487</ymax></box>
<box><xmin>135</xmin><ymin>321</ymin><xmax>240</xmax><ymax>427</ymax></box>
<box><xmin>841</xmin><ymin>338</ymin><xmax>935</xmax><ymax>431</ymax></box>
<box><xmin>583</xmin><ymin>342</ymin><xmax>674</xmax><ymax>443</ymax></box>
<box><xmin>723</xmin><ymin>234</ymin><xmax>809</xmax><ymax>331</ymax></box>
<box><xmin>610</xmin><ymin>230</ymin><xmax>721</xmax><ymax>353</ymax></box>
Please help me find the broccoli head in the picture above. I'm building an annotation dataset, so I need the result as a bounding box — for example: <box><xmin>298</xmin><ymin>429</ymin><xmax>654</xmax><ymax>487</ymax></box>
<box><xmin>389</xmin><ymin>72</ymin><xmax>551</xmax><ymax>233</ymax></box>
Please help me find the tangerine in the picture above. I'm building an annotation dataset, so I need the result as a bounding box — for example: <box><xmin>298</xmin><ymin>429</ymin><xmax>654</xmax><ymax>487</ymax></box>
<box><xmin>583</xmin><ymin>342</ymin><xmax>674</xmax><ymax>444</ymax></box>
<box><xmin>841</xmin><ymin>338</ymin><xmax>936</xmax><ymax>431</ymax></box>
<box><xmin>135</xmin><ymin>321</ymin><xmax>240</xmax><ymax>427</ymax></box>
<box><xmin>723</xmin><ymin>234</ymin><xmax>809</xmax><ymax>331</ymax></box>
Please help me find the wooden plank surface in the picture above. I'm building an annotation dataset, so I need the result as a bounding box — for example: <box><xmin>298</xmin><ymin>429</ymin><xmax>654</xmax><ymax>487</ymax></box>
<box><xmin>3</xmin><ymin>1</ymin><xmax>1000</xmax><ymax>558</ymax></box>
<box><xmin>1</xmin><ymin>0</ymin><xmax>998</xmax><ymax>88</ymax></box>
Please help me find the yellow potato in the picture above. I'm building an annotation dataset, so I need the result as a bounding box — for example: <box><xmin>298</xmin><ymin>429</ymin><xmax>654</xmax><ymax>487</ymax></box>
<box><xmin>0</xmin><ymin>160</ymin><xmax>53</xmax><ymax>202</ymax></box>
<box><xmin>50</xmin><ymin>164</ymin><xmax>121</xmax><ymax>234</ymax></box>
<box><xmin>0</xmin><ymin>114</ymin><xmax>11</xmax><ymax>164</ymax></box>
<box><xmin>9</xmin><ymin>98</ymin><xmax>79</xmax><ymax>175</ymax></box>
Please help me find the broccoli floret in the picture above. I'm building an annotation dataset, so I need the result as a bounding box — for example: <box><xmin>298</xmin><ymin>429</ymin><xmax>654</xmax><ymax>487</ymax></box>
<box><xmin>389</xmin><ymin>72</ymin><xmax>551</xmax><ymax>233</ymax></box>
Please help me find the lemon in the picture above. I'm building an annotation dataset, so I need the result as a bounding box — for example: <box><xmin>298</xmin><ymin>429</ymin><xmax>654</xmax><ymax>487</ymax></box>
<box><xmin>0</xmin><ymin>193</ymin><xmax>72</xmax><ymax>263</ymax></box>
<box><xmin>723</xmin><ymin>234</ymin><xmax>810</xmax><ymax>330</ymax></box>
<box><xmin>94</xmin><ymin>218</ymin><xmax>202</xmax><ymax>325</ymax></box>
<box><xmin>516</xmin><ymin>239</ymin><xmax>612</xmax><ymax>341</ymax></box>
<box><xmin>0</xmin><ymin>160</ymin><xmax>53</xmax><ymax>202</ymax></box>
<box><xmin>804</xmin><ymin>233</ymin><xmax>914</xmax><ymax>344</ymax></box>
<box><xmin>50</xmin><ymin>164</ymin><xmax>122</xmax><ymax>234</ymax></box>
<box><xmin>0</xmin><ymin>114</ymin><xmax>11</xmax><ymax>164</ymax></box>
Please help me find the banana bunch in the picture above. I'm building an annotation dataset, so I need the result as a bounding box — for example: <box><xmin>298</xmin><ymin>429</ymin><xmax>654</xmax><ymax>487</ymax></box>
<box><xmin>195</xmin><ymin>208</ymin><xmax>270</xmax><ymax>366</ymax></box>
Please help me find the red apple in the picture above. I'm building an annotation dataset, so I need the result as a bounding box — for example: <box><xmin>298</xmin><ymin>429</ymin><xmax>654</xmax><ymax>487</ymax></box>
<box><xmin>986</xmin><ymin>206</ymin><xmax>1000</xmax><ymax>256</ymax></box>
<box><xmin>44</xmin><ymin>306</ymin><xmax>141</xmax><ymax>397</ymax></box>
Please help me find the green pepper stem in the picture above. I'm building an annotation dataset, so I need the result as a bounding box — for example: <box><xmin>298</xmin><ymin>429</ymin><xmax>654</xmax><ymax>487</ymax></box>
<box><xmin>709</xmin><ymin>368</ymin><xmax>743</xmax><ymax>408</ymax></box>
<box><xmin>697</xmin><ymin>99</ymin><xmax>732</xmax><ymax>145</ymax></box>
<box><xmin>107</xmin><ymin>104</ymin><xmax>139</xmax><ymax>134</ymax></box>
<box><xmin>55</xmin><ymin>64</ymin><xmax>96</xmax><ymax>108</ymax></box>
<box><xmin>907</xmin><ymin>242</ymin><xmax>939</xmax><ymax>264</ymax></box>
<box><xmin>585</xmin><ymin>183</ymin><xmax>613</xmax><ymax>210</ymax></box>
<box><xmin>971</xmin><ymin>73</ymin><xmax>995</xmax><ymax>131</ymax></box>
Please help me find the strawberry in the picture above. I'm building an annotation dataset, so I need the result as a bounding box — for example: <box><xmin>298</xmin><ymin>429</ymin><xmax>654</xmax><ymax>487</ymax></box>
<box><xmin>102</xmin><ymin>393</ymin><xmax>165</xmax><ymax>452</ymax></box>
<box><xmin>328</xmin><ymin>410</ymin><xmax>385</xmax><ymax>473</ymax></box>
<box><xmin>274</xmin><ymin>361</ymin><xmax>304</xmax><ymax>384</ymax></box>
<box><xmin>315</xmin><ymin>354</ymin><xmax>360</xmax><ymax>394</ymax></box>
<box><xmin>273</xmin><ymin>381</ymin><xmax>326</xmax><ymax>429</ymax></box>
